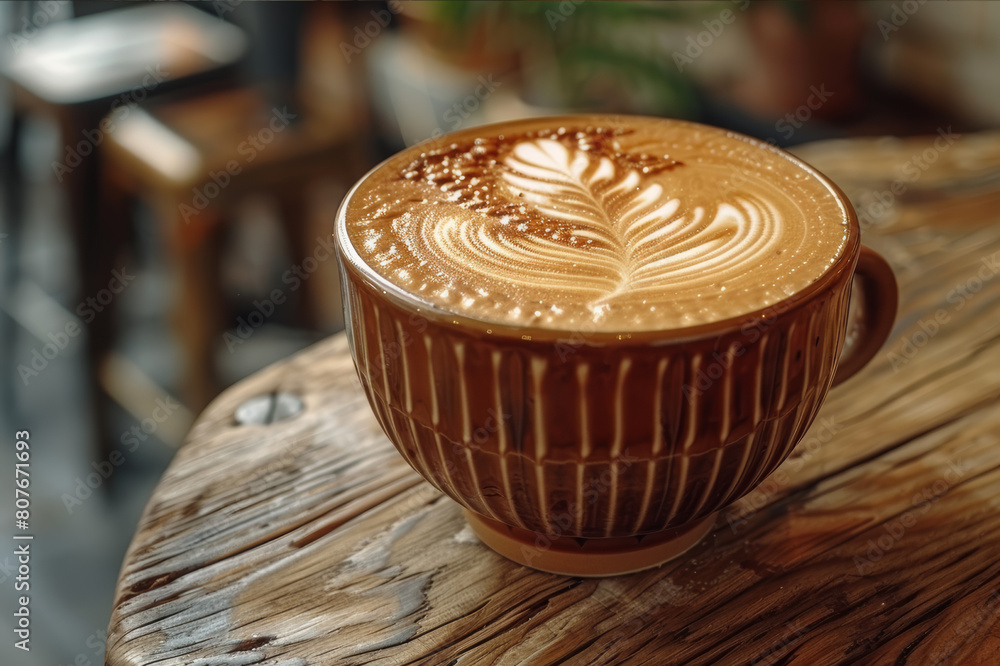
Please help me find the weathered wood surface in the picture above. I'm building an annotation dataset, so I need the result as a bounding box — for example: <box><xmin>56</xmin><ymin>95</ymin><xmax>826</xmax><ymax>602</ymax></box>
<box><xmin>107</xmin><ymin>133</ymin><xmax>1000</xmax><ymax>665</ymax></box>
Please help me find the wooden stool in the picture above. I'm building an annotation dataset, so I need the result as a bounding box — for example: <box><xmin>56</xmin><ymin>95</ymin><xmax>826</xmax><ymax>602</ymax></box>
<box><xmin>100</xmin><ymin>83</ymin><xmax>368</xmax><ymax>411</ymax></box>
<box><xmin>1</xmin><ymin>3</ymin><xmax>245</xmax><ymax>459</ymax></box>
<box><xmin>106</xmin><ymin>133</ymin><xmax>1000</xmax><ymax>664</ymax></box>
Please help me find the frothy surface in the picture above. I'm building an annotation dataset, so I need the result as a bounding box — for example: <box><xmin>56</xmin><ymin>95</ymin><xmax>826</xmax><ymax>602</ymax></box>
<box><xmin>340</xmin><ymin>116</ymin><xmax>850</xmax><ymax>332</ymax></box>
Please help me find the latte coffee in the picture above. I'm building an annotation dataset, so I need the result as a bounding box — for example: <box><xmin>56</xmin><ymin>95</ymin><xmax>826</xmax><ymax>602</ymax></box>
<box><xmin>341</xmin><ymin>116</ymin><xmax>849</xmax><ymax>332</ymax></box>
<box><xmin>336</xmin><ymin>115</ymin><xmax>897</xmax><ymax>576</ymax></box>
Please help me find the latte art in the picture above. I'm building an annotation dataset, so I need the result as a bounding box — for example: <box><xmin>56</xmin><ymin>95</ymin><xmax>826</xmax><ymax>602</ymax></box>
<box><xmin>340</xmin><ymin>117</ymin><xmax>849</xmax><ymax>332</ymax></box>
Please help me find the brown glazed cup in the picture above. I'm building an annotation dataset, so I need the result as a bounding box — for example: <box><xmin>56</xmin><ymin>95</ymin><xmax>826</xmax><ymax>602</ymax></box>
<box><xmin>334</xmin><ymin>121</ymin><xmax>898</xmax><ymax>577</ymax></box>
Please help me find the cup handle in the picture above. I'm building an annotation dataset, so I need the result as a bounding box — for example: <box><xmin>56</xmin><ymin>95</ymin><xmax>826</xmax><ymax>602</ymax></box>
<box><xmin>832</xmin><ymin>245</ymin><xmax>899</xmax><ymax>386</ymax></box>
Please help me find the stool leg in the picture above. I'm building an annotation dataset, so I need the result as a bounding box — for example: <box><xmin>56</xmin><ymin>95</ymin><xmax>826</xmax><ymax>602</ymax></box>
<box><xmin>1</xmin><ymin>110</ymin><xmax>25</xmax><ymax>428</ymax></box>
<box><xmin>93</xmin><ymin>167</ymin><xmax>139</xmax><ymax>485</ymax></box>
<box><xmin>159</xmin><ymin>197</ymin><xmax>226</xmax><ymax>412</ymax></box>
<box><xmin>275</xmin><ymin>187</ymin><xmax>320</xmax><ymax>331</ymax></box>
<box><xmin>60</xmin><ymin>112</ymin><xmax>124</xmax><ymax>468</ymax></box>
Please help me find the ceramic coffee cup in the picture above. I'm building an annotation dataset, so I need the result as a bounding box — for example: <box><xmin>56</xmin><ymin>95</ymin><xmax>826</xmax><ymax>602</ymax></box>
<box><xmin>335</xmin><ymin>116</ymin><xmax>898</xmax><ymax>576</ymax></box>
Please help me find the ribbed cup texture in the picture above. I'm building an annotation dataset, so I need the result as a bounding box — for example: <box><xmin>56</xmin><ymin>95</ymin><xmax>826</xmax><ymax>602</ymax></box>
<box><xmin>341</xmin><ymin>265</ymin><xmax>854</xmax><ymax>539</ymax></box>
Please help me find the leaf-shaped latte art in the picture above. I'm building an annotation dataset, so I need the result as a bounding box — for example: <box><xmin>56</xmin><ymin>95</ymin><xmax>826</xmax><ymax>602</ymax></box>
<box><xmin>431</xmin><ymin>137</ymin><xmax>786</xmax><ymax>310</ymax></box>
<box><xmin>345</xmin><ymin>121</ymin><xmax>848</xmax><ymax>331</ymax></box>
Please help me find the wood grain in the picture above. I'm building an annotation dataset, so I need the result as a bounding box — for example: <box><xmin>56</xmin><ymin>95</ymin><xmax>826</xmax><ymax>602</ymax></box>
<box><xmin>107</xmin><ymin>133</ymin><xmax>1000</xmax><ymax>665</ymax></box>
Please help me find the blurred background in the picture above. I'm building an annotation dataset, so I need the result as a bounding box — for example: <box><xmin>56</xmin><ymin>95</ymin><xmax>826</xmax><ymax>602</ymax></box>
<box><xmin>0</xmin><ymin>1</ymin><xmax>998</xmax><ymax>663</ymax></box>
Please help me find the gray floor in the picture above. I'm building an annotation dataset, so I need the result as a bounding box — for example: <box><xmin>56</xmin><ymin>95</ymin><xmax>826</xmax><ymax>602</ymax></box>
<box><xmin>0</xmin><ymin>96</ymin><xmax>326</xmax><ymax>666</ymax></box>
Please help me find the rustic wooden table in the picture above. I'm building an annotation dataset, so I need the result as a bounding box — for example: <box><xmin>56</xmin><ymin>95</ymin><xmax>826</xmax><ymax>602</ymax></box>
<box><xmin>107</xmin><ymin>132</ymin><xmax>1000</xmax><ymax>665</ymax></box>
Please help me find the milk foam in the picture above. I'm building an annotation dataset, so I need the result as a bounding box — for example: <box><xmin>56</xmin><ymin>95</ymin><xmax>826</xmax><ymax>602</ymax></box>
<box><xmin>340</xmin><ymin>117</ymin><xmax>849</xmax><ymax>332</ymax></box>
